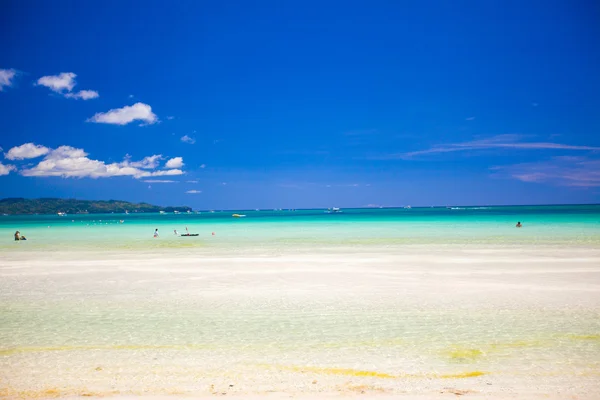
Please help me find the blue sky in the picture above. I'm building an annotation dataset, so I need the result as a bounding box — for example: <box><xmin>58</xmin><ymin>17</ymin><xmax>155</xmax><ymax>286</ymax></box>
<box><xmin>1</xmin><ymin>0</ymin><xmax>599</xmax><ymax>209</ymax></box>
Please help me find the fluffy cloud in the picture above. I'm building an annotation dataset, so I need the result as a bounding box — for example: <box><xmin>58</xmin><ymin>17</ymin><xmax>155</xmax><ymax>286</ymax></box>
<box><xmin>64</xmin><ymin>90</ymin><xmax>99</xmax><ymax>100</ymax></box>
<box><xmin>122</xmin><ymin>154</ymin><xmax>163</xmax><ymax>169</ymax></box>
<box><xmin>10</xmin><ymin>143</ymin><xmax>183</xmax><ymax>179</ymax></box>
<box><xmin>0</xmin><ymin>69</ymin><xmax>17</xmax><ymax>91</ymax></box>
<box><xmin>147</xmin><ymin>169</ymin><xmax>183</xmax><ymax>177</ymax></box>
<box><xmin>0</xmin><ymin>163</ymin><xmax>16</xmax><ymax>176</ymax></box>
<box><xmin>181</xmin><ymin>135</ymin><xmax>195</xmax><ymax>144</ymax></box>
<box><xmin>88</xmin><ymin>102</ymin><xmax>158</xmax><ymax>125</ymax></box>
<box><xmin>37</xmin><ymin>72</ymin><xmax>76</xmax><ymax>92</ymax></box>
<box><xmin>186</xmin><ymin>190</ymin><xmax>202</xmax><ymax>194</ymax></box>
<box><xmin>36</xmin><ymin>72</ymin><xmax>98</xmax><ymax>100</ymax></box>
<box><xmin>5</xmin><ymin>143</ymin><xmax>50</xmax><ymax>160</ymax></box>
<box><xmin>165</xmin><ymin>157</ymin><xmax>184</xmax><ymax>168</ymax></box>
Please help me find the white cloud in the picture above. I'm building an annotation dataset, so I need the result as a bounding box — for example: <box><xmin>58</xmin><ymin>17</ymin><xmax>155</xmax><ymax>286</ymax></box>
<box><xmin>146</xmin><ymin>169</ymin><xmax>183</xmax><ymax>177</ymax></box>
<box><xmin>0</xmin><ymin>69</ymin><xmax>17</xmax><ymax>91</ymax></box>
<box><xmin>167</xmin><ymin>116</ymin><xmax>175</xmax><ymax>120</ymax></box>
<box><xmin>36</xmin><ymin>72</ymin><xmax>98</xmax><ymax>100</ymax></box>
<box><xmin>181</xmin><ymin>135</ymin><xmax>196</xmax><ymax>144</ymax></box>
<box><xmin>142</xmin><ymin>179</ymin><xmax>177</xmax><ymax>183</ymax></box>
<box><xmin>385</xmin><ymin>135</ymin><xmax>600</xmax><ymax>159</ymax></box>
<box><xmin>165</xmin><ymin>157</ymin><xmax>184</xmax><ymax>169</ymax></box>
<box><xmin>13</xmin><ymin>143</ymin><xmax>184</xmax><ymax>179</ymax></box>
<box><xmin>37</xmin><ymin>72</ymin><xmax>77</xmax><ymax>92</ymax></box>
<box><xmin>122</xmin><ymin>154</ymin><xmax>163</xmax><ymax>169</ymax></box>
<box><xmin>0</xmin><ymin>163</ymin><xmax>16</xmax><ymax>176</ymax></box>
<box><xmin>87</xmin><ymin>102</ymin><xmax>158</xmax><ymax>125</ymax></box>
<box><xmin>186</xmin><ymin>190</ymin><xmax>202</xmax><ymax>194</ymax></box>
<box><xmin>199</xmin><ymin>164</ymin><xmax>206</xmax><ymax>168</ymax></box>
<box><xmin>64</xmin><ymin>90</ymin><xmax>99</xmax><ymax>100</ymax></box>
<box><xmin>5</xmin><ymin>143</ymin><xmax>50</xmax><ymax>160</ymax></box>
<box><xmin>186</xmin><ymin>180</ymin><xmax>198</xmax><ymax>183</ymax></box>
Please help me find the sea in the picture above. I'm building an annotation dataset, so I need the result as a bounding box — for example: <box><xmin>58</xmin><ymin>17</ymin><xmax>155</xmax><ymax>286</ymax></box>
<box><xmin>1</xmin><ymin>204</ymin><xmax>600</xmax><ymax>252</ymax></box>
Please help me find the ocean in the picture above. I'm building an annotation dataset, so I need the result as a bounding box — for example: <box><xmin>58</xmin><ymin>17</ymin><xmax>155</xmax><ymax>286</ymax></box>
<box><xmin>2</xmin><ymin>205</ymin><xmax>600</xmax><ymax>252</ymax></box>
<box><xmin>1</xmin><ymin>205</ymin><xmax>599</xmax><ymax>398</ymax></box>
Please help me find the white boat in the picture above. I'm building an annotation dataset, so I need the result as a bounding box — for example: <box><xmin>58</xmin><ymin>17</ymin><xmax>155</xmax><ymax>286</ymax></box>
<box><xmin>174</xmin><ymin>210</ymin><xmax>180</xmax><ymax>214</ymax></box>
<box><xmin>159</xmin><ymin>211</ymin><xmax>166</xmax><ymax>214</ymax></box>
<box><xmin>57</xmin><ymin>212</ymin><xmax>66</xmax><ymax>217</ymax></box>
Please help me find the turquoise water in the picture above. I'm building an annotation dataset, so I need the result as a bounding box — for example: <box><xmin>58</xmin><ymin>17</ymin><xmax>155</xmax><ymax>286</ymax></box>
<box><xmin>2</xmin><ymin>205</ymin><xmax>600</xmax><ymax>251</ymax></box>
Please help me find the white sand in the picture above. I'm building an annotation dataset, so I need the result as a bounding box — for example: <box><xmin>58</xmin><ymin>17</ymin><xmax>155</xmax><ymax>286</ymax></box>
<box><xmin>1</xmin><ymin>245</ymin><xmax>599</xmax><ymax>399</ymax></box>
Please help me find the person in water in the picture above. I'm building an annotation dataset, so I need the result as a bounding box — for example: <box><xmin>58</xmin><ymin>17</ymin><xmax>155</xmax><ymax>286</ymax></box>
<box><xmin>154</xmin><ymin>228</ymin><xmax>159</xmax><ymax>238</ymax></box>
<box><xmin>14</xmin><ymin>231</ymin><xmax>27</xmax><ymax>241</ymax></box>
<box><xmin>174</xmin><ymin>229</ymin><xmax>179</xmax><ymax>235</ymax></box>
<box><xmin>516</xmin><ymin>222</ymin><xmax>522</xmax><ymax>228</ymax></box>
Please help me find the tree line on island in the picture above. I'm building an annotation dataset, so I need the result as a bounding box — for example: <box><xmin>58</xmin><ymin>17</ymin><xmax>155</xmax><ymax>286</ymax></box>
<box><xmin>0</xmin><ymin>198</ymin><xmax>192</xmax><ymax>215</ymax></box>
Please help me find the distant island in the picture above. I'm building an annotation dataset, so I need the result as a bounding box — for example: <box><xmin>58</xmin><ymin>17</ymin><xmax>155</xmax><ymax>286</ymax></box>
<box><xmin>0</xmin><ymin>198</ymin><xmax>192</xmax><ymax>215</ymax></box>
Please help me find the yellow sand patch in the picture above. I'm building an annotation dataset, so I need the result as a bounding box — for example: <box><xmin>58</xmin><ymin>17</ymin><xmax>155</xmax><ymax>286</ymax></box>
<box><xmin>259</xmin><ymin>364</ymin><xmax>486</xmax><ymax>380</ymax></box>
<box><xmin>439</xmin><ymin>371</ymin><xmax>486</xmax><ymax>379</ymax></box>
<box><xmin>280</xmin><ymin>365</ymin><xmax>397</xmax><ymax>378</ymax></box>
<box><xmin>446</xmin><ymin>348</ymin><xmax>484</xmax><ymax>361</ymax></box>
<box><xmin>568</xmin><ymin>334</ymin><xmax>600</xmax><ymax>341</ymax></box>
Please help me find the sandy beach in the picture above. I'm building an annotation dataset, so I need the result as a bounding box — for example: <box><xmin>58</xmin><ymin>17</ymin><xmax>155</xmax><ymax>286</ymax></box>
<box><xmin>1</xmin><ymin>243</ymin><xmax>599</xmax><ymax>399</ymax></box>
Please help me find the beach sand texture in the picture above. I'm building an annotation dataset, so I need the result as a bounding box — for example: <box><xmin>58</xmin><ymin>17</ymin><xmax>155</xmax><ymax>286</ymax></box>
<box><xmin>1</xmin><ymin>207</ymin><xmax>599</xmax><ymax>398</ymax></box>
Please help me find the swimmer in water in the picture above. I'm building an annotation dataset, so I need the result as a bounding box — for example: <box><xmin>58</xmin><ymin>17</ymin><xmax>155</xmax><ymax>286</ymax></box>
<box><xmin>14</xmin><ymin>231</ymin><xmax>26</xmax><ymax>241</ymax></box>
<box><xmin>154</xmin><ymin>228</ymin><xmax>159</xmax><ymax>238</ymax></box>
<box><xmin>516</xmin><ymin>222</ymin><xmax>522</xmax><ymax>228</ymax></box>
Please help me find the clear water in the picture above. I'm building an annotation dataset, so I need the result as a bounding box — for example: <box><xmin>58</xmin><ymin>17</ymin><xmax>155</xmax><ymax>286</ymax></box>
<box><xmin>2</xmin><ymin>205</ymin><xmax>600</xmax><ymax>252</ymax></box>
<box><xmin>1</xmin><ymin>205</ymin><xmax>599</xmax><ymax>397</ymax></box>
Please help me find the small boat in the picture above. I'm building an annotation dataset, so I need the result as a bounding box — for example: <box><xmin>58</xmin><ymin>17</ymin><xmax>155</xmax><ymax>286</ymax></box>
<box><xmin>159</xmin><ymin>211</ymin><xmax>166</xmax><ymax>214</ymax></box>
<box><xmin>57</xmin><ymin>212</ymin><xmax>66</xmax><ymax>216</ymax></box>
<box><xmin>232</xmin><ymin>214</ymin><xmax>246</xmax><ymax>218</ymax></box>
<box><xmin>174</xmin><ymin>210</ymin><xmax>180</xmax><ymax>214</ymax></box>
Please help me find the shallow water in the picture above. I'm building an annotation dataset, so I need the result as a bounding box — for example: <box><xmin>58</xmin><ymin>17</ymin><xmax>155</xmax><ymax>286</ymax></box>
<box><xmin>1</xmin><ymin>206</ymin><xmax>599</xmax><ymax>398</ymax></box>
